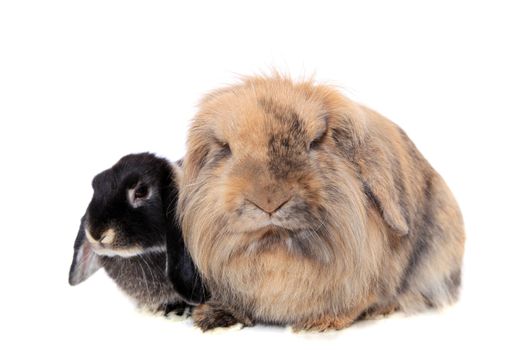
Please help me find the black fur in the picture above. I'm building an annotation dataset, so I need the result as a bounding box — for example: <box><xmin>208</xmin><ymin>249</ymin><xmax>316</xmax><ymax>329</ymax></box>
<box><xmin>86</xmin><ymin>153</ymin><xmax>172</xmax><ymax>248</ymax></box>
<box><xmin>69</xmin><ymin>153</ymin><xmax>208</xmax><ymax>311</ymax></box>
<box><xmin>164</xmin><ymin>302</ymin><xmax>189</xmax><ymax>316</ymax></box>
<box><xmin>166</xmin><ymin>218</ymin><xmax>210</xmax><ymax>304</ymax></box>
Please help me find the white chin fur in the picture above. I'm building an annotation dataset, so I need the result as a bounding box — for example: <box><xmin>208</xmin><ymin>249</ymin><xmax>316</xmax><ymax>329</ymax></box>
<box><xmin>93</xmin><ymin>245</ymin><xmax>166</xmax><ymax>258</ymax></box>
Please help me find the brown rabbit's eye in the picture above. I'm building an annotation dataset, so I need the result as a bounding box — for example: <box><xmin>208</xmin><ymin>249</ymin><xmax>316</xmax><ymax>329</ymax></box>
<box><xmin>309</xmin><ymin>116</ymin><xmax>329</xmax><ymax>151</ymax></box>
<box><xmin>309</xmin><ymin>130</ymin><xmax>327</xmax><ymax>151</ymax></box>
<box><xmin>134</xmin><ymin>184</ymin><xmax>149</xmax><ymax>200</ymax></box>
<box><xmin>217</xmin><ymin>141</ymin><xmax>231</xmax><ymax>157</ymax></box>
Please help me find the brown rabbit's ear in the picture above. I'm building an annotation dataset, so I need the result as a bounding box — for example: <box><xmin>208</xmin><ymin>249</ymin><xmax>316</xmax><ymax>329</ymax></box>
<box><xmin>356</xmin><ymin>134</ymin><xmax>410</xmax><ymax>236</ymax></box>
<box><xmin>69</xmin><ymin>216</ymin><xmax>102</xmax><ymax>286</ymax></box>
<box><xmin>184</xmin><ymin>126</ymin><xmax>211</xmax><ymax>182</ymax></box>
<box><xmin>361</xmin><ymin>171</ymin><xmax>409</xmax><ymax>236</ymax></box>
<box><xmin>318</xmin><ymin>86</ymin><xmax>409</xmax><ymax>234</ymax></box>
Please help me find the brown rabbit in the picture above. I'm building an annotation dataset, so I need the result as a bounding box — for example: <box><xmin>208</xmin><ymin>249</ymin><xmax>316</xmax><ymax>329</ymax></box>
<box><xmin>172</xmin><ymin>74</ymin><xmax>465</xmax><ymax>331</ymax></box>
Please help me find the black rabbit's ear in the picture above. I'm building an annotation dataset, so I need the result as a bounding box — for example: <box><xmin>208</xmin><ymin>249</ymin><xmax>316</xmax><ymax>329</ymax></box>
<box><xmin>166</xmin><ymin>222</ymin><xmax>210</xmax><ymax>304</ymax></box>
<box><xmin>173</xmin><ymin>158</ymin><xmax>183</xmax><ymax>186</ymax></box>
<box><xmin>165</xmin><ymin>159</ymin><xmax>209</xmax><ymax>304</ymax></box>
<box><xmin>69</xmin><ymin>216</ymin><xmax>102</xmax><ymax>286</ymax></box>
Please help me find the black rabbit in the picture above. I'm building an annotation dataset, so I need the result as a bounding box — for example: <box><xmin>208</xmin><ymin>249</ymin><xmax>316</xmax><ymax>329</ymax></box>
<box><xmin>69</xmin><ymin>153</ymin><xmax>208</xmax><ymax>315</ymax></box>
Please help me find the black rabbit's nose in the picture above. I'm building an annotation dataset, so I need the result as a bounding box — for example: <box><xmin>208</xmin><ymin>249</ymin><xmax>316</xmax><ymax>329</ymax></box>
<box><xmin>99</xmin><ymin>229</ymin><xmax>116</xmax><ymax>244</ymax></box>
<box><xmin>86</xmin><ymin>227</ymin><xmax>116</xmax><ymax>245</ymax></box>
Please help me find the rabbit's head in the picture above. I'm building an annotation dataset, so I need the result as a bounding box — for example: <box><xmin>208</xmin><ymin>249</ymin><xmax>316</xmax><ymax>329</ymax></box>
<box><xmin>69</xmin><ymin>153</ymin><xmax>177</xmax><ymax>286</ymax></box>
<box><xmin>177</xmin><ymin>75</ymin><xmax>412</xmax><ymax>285</ymax></box>
<box><xmin>86</xmin><ymin>153</ymin><xmax>175</xmax><ymax>256</ymax></box>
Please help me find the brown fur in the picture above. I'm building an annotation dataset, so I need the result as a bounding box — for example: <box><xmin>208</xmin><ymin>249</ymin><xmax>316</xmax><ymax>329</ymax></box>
<box><xmin>178</xmin><ymin>74</ymin><xmax>465</xmax><ymax>331</ymax></box>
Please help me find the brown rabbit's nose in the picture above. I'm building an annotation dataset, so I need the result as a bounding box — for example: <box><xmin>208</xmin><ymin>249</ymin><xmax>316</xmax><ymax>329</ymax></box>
<box><xmin>245</xmin><ymin>191</ymin><xmax>292</xmax><ymax>214</ymax></box>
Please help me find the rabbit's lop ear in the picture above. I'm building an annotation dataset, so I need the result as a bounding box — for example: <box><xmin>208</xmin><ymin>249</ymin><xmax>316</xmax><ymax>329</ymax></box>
<box><xmin>173</xmin><ymin>158</ymin><xmax>184</xmax><ymax>186</ymax></box>
<box><xmin>166</xmin><ymin>160</ymin><xmax>209</xmax><ymax>304</ymax></box>
<box><xmin>323</xmin><ymin>93</ymin><xmax>410</xmax><ymax>237</ymax></box>
<box><xmin>68</xmin><ymin>216</ymin><xmax>102</xmax><ymax>285</ymax></box>
<box><xmin>358</xmin><ymin>137</ymin><xmax>410</xmax><ymax>236</ymax></box>
<box><xmin>166</xmin><ymin>222</ymin><xmax>210</xmax><ymax>304</ymax></box>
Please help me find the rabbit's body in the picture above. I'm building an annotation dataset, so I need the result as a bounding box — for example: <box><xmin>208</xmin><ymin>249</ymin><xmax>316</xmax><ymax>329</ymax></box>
<box><xmin>174</xmin><ymin>75</ymin><xmax>465</xmax><ymax>331</ymax></box>
<box><xmin>69</xmin><ymin>153</ymin><xmax>207</xmax><ymax>314</ymax></box>
<box><xmin>100</xmin><ymin>252</ymin><xmax>184</xmax><ymax>312</ymax></box>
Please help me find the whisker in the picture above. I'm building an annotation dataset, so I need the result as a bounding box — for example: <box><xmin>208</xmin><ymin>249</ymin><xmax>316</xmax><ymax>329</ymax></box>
<box><xmin>141</xmin><ymin>253</ymin><xmax>162</xmax><ymax>287</ymax></box>
<box><xmin>136</xmin><ymin>258</ymin><xmax>152</xmax><ymax>303</ymax></box>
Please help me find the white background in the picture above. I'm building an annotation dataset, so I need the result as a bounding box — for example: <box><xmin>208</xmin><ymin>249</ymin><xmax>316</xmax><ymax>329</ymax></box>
<box><xmin>1</xmin><ymin>1</ymin><xmax>524</xmax><ymax>349</ymax></box>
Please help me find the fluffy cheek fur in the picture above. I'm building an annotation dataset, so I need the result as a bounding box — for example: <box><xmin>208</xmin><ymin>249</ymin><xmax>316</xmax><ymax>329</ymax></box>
<box><xmin>179</xmin><ymin>156</ymin><xmax>388</xmax><ymax>323</ymax></box>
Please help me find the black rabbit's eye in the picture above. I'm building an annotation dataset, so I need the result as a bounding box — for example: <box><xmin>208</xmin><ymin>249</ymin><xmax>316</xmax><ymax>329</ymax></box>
<box><xmin>134</xmin><ymin>184</ymin><xmax>149</xmax><ymax>199</ymax></box>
